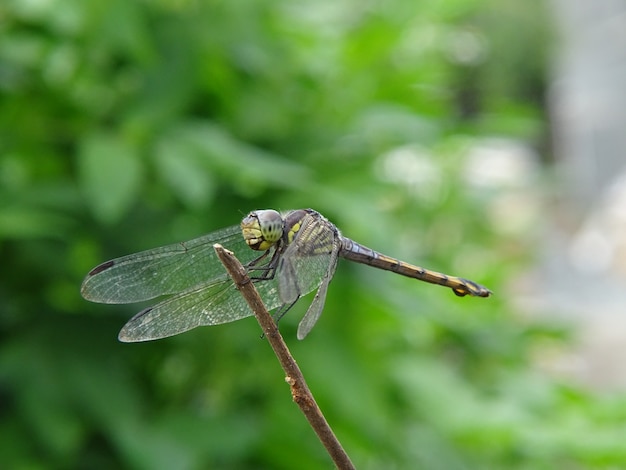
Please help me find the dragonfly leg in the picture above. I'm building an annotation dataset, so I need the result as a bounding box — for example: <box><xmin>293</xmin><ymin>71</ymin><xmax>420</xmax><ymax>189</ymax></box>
<box><xmin>272</xmin><ymin>299</ymin><xmax>300</xmax><ymax>324</ymax></box>
<box><xmin>247</xmin><ymin>244</ymin><xmax>284</xmax><ymax>281</ymax></box>
<box><xmin>256</xmin><ymin>298</ymin><xmax>300</xmax><ymax>340</ymax></box>
<box><xmin>246</xmin><ymin>250</ymin><xmax>271</xmax><ymax>268</ymax></box>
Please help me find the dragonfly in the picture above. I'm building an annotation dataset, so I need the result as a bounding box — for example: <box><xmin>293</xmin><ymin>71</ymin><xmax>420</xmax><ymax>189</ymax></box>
<box><xmin>81</xmin><ymin>209</ymin><xmax>491</xmax><ymax>342</ymax></box>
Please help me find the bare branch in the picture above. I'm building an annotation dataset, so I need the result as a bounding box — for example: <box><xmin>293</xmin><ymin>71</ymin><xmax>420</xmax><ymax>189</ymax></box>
<box><xmin>213</xmin><ymin>244</ymin><xmax>355</xmax><ymax>470</ymax></box>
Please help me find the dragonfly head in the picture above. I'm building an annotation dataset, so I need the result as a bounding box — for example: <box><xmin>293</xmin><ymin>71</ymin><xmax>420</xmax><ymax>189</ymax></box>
<box><xmin>241</xmin><ymin>210</ymin><xmax>284</xmax><ymax>251</ymax></box>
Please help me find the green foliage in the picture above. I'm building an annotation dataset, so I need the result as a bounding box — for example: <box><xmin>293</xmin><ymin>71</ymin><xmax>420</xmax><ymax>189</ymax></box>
<box><xmin>2</xmin><ymin>0</ymin><xmax>625</xmax><ymax>468</ymax></box>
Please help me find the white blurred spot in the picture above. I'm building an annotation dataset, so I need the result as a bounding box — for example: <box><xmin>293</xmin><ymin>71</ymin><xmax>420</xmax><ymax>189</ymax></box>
<box><xmin>464</xmin><ymin>138</ymin><xmax>539</xmax><ymax>189</ymax></box>
<box><xmin>378</xmin><ymin>146</ymin><xmax>442</xmax><ymax>205</ymax></box>
<box><xmin>568</xmin><ymin>228</ymin><xmax>613</xmax><ymax>274</ymax></box>
<box><xmin>443</xmin><ymin>28</ymin><xmax>488</xmax><ymax>65</ymax></box>
<box><xmin>567</xmin><ymin>171</ymin><xmax>626</xmax><ymax>277</ymax></box>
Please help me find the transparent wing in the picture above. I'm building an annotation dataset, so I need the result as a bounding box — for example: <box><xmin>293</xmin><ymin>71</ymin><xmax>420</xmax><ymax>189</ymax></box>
<box><xmin>118</xmin><ymin>273</ymin><xmax>283</xmax><ymax>342</ymax></box>
<box><xmin>81</xmin><ymin>224</ymin><xmax>259</xmax><ymax>304</ymax></box>
<box><xmin>296</xmin><ymin>246</ymin><xmax>339</xmax><ymax>340</ymax></box>
<box><xmin>277</xmin><ymin>213</ymin><xmax>339</xmax><ymax>303</ymax></box>
<box><xmin>277</xmin><ymin>213</ymin><xmax>340</xmax><ymax>337</ymax></box>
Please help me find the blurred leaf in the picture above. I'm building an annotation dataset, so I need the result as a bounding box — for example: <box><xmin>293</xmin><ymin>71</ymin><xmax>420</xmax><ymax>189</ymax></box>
<box><xmin>78</xmin><ymin>132</ymin><xmax>143</xmax><ymax>224</ymax></box>
<box><xmin>0</xmin><ymin>206</ymin><xmax>72</xmax><ymax>239</ymax></box>
<box><xmin>166</xmin><ymin>121</ymin><xmax>312</xmax><ymax>195</ymax></box>
<box><xmin>154</xmin><ymin>134</ymin><xmax>216</xmax><ymax>210</ymax></box>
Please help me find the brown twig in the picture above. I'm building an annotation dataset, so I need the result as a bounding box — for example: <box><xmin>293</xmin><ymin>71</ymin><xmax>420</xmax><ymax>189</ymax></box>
<box><xmin>213</xmin><ymin>244</ymin><xmax>355</xmax><ymax>470</ymax></box>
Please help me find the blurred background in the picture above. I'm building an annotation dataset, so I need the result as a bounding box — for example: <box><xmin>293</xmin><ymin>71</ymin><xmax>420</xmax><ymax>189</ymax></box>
<box><xmin>2</xmin><ymin>0</ymin><xmax>626</xmax><ymax>468</ymax></box>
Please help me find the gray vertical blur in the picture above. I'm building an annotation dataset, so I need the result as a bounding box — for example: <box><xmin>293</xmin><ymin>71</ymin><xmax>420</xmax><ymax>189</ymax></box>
<box><xmin>545</xmin><ymin>0</ymin><xmax>626</xmax><ymax>389</ymax></box>
<box><xmin>550</xmin><ymin>0</ymin><xmax>626</xmax><ymax>215</ymax></box>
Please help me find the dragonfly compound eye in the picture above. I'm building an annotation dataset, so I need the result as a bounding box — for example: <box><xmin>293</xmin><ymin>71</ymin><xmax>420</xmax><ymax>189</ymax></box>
<box><xmin>241</xmin><ymin>210</ymin><xmax>284</xmax><ymax>251</ymax></box>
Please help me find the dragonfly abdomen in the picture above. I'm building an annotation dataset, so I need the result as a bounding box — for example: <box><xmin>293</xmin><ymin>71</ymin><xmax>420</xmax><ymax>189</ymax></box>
<box><xmin>339</xmin><ymin>237</ymin><xmax>491</xmax><ymax>298</ymax></box>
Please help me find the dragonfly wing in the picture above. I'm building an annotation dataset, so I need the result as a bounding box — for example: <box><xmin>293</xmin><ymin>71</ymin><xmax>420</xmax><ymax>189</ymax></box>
<box><xmin>277</xmin><ymin>212</ymin><xmax>340</xmax><ymax>335</ymax></box>
<box><xmin>296</xmin><ymin>246</ymin><xmax>339</xmax><ymax>340</ymax></box>
<box><xmin>278</xmin><ymin>213</ymin><xmax>339</xmax><ymax>302</ymax></box>
<box><xmin>81</xmin><ymin>224</ymin><xmax>258</xmax><ymax>304</ymax></box>
<box><xmin>119</xmin><ymin>275</ymin><xmax>282</xmax><ymax>342</ymax></box>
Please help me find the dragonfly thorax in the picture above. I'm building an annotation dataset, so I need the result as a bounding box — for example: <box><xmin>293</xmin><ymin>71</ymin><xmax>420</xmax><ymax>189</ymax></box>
<box><xmin>241</xmin><ymin>209</ymin><xmax>285</xmax><ymax>251</ymax></box>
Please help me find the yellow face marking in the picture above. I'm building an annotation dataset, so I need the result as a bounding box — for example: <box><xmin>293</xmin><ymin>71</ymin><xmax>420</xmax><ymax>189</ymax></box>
<box><xmin>241</xmin><ymin>210</ymin><xmax>284</xmax><ymax>251</ymax></box>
